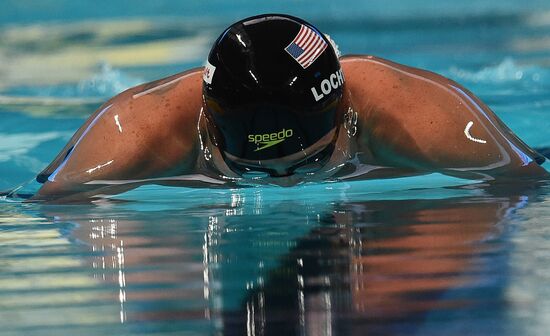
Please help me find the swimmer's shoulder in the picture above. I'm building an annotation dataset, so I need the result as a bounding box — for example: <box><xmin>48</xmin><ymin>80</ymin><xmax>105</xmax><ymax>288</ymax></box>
<box><xmin>339</xmin><ymin>54</ymin><xmax>404</xmax><ymax>74</ymax></box>
<box><xmin>339</xmin><ymin>54</ymin><xmax>425</xmax><ymax>103</ymax></box>
<box><xmin>119</xmin><ymin>66</ymin><xmax>204</xmax><ymax>127</ymax></box>
<box><xmin>339</xmin><ymin>54</ymin><xmax>453</xmax><ymax>89</ymax></box>
<box><xmin>127</xmin><ymin>67</ymin><xmax>204</xmax><ymax>101</ymax></box>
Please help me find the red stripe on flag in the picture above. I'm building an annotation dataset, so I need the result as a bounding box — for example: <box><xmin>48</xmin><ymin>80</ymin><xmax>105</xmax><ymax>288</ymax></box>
<box><xmin>298</xmin><ymin>32</ymin><xmax>316</xmax><ymax>56</ymax></box>
<box><xmin>296</xmin><ymin>29</ymin><xmax>311</xmax><ymax>49</ymax></box>
<box><xmin>304</xmin><ymin>43</ymin><xmax>328</xmax><ymax>67</ymax></box>
<box><xmin>297</xmin><ymin>36</ymin><xmax>323</xmax><ymax>63</ymax></box>
<box><xmin>294</xmin><ymin>25</ymin><xmax>307</xmax><ymax>45</ymax></box>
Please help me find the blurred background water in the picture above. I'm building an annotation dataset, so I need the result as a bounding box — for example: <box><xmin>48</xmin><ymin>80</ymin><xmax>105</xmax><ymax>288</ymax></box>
<box><xmin>1</xmin><ymin>1</ymin><xmax>550</xmax><ymax>335</ymax></box>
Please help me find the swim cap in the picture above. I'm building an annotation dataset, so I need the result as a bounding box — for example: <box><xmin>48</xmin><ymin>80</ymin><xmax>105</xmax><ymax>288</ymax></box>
<box><xmin>203</xmin><ymin>14</ymin><xmax>344</xmax><ymax>176</ymax></box>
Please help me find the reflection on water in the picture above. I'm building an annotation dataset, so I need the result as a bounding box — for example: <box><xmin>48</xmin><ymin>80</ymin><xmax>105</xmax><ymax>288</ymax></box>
<box><xmin>219</xmin><ymin>188</ymin><xmax>523</xmax><ymax>336</ymax></box>
<box><xmin>2</xmin><ymin>182</ymin><xmax>548</xmax><ymax>335</ymax></box>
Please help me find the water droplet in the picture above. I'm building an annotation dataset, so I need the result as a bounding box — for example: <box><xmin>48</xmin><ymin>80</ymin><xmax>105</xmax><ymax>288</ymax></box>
<box><xmin>204</xmin><ymin>147</ymin><xmax>212</xmax><ymax>161</ymax></box>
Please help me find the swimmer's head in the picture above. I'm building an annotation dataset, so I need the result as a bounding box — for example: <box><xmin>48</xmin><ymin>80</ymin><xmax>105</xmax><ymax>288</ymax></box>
<box><xmin>202</xmin><ymin>14</ymin><xmax>344</xmax><ymax>177</ymax></box>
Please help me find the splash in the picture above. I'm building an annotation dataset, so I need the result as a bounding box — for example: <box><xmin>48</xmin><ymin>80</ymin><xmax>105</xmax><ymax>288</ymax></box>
<box><xmin>77</xmin><ymin>63</ymin><xmax>142</xmax><ymax>97</ymax></box>
<box><xmin>447</xmin><ymin>58</ymin><xmax>547</xmax><ymax>86</ymax></box>
<box><xmin>1</xmin><ymin>63</ymin><xmax>142</xmax><ymax>99</ymax></box>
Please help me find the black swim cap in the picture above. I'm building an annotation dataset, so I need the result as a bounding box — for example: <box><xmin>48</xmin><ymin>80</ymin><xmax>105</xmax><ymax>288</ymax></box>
<box><xmin>203</xmin><ymin>14</ymin><xmax>344</xmax><ymax>176</ymax></box>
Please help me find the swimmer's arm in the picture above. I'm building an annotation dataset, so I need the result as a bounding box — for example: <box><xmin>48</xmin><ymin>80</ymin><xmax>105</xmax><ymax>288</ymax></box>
<box><xmin>347</xmin><ymin>55</ymin><xmax>548</xmax><ymax>180</ymax></box>
<box><xmin>37</xmin><ymin>69</ymin><xmax>201</xmax><ymax>183</ymax></box>
<box><xmin>421</xmin><ymin>82</ymin><xmax>548</xmax><ymax>180</ymax></box>
<box><xmin>34</xmin><ymin>70</ymin><xmax>203</xmax><ymax>202</ymax></box>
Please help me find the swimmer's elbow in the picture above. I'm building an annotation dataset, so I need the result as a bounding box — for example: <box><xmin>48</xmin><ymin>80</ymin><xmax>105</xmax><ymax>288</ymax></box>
<box><xmin>32</xmin><ymin>180</ymin><xmax>137</xmax><ymax>203</ymax></box>
<box><xmin>507</xmin><ymin>163</ymin><xmax>549</xmax><ymax>179</ymax></box>
<box><xmin>36</xmin><ymin>173</ymin><xmax>49</xmax><ymax>184</ymax></box>
<box><xmin>484</xmin><ymin>162</ymin><xmax>548</xmax><ymax>181</ymax></box>
<box><xmin>32</xmin><ymin>181</ymin><xmax>78</xmax><ymax>202</ymax></box>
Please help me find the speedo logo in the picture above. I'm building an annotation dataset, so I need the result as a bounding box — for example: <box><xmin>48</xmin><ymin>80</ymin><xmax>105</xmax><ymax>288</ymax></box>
<box><xmin>248</xmin><ymin>129</ymin><xmax>294</xmax><ymax>152</ymax></box>
<box><xmin>311</xmin><ymin>69</ymin><xmax>344</xmax><ymax>102</ymax></box>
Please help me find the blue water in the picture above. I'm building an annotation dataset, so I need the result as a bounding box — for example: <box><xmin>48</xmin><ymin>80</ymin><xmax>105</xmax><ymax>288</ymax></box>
<box><xmin>1</xmin><ymin>1</ymin><xmax>550</xmax><ymax>335</ymax></box>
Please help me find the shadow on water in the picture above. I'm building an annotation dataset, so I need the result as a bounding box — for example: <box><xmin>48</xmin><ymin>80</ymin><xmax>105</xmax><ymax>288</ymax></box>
<box><xmin>0</xmin><ymin>180</ymin><xmax>543</xmax><ymax>335</ymax></box>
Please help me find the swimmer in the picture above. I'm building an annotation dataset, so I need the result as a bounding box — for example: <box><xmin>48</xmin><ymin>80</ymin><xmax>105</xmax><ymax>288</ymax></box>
<box><xmin>33</xmin><ymin>14</ymin><xmax>548</xmax><ymax>202</ymax></box>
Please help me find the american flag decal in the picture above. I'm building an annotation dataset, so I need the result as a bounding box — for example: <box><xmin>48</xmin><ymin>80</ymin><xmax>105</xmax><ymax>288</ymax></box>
<box><xmin>285</xmin><ymin>25</ymin><xmax>328</xmax><ymax>69</ymax></box>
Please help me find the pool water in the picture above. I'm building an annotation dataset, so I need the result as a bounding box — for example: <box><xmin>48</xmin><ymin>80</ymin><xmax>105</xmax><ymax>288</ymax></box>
<box><xmin>1</xmin><ymin>1</ymin><xmax>550</xmax><ymax>335</ymax></box>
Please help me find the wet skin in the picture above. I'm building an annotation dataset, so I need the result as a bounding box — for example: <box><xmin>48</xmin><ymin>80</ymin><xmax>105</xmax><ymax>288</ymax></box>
<box><xmin>34</xmin><ymin>55</ymin><xmax>548</xmax><ymax>202</ymax></box>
